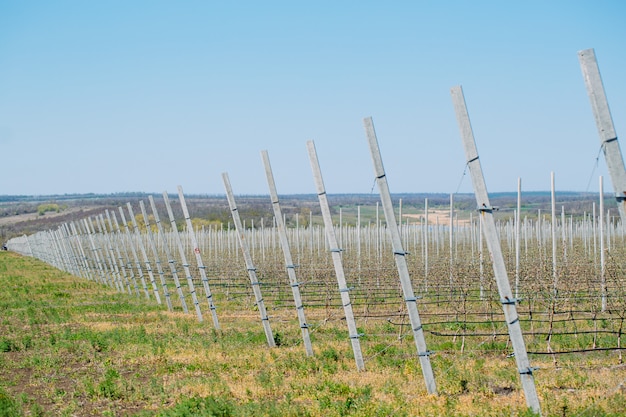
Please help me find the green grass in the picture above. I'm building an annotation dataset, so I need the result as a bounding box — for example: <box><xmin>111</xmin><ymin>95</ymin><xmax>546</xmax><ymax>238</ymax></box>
<box><xmin>0</xmin><ymin>251</ymin><xmax>625</xmax><ymax>416</ymax></box>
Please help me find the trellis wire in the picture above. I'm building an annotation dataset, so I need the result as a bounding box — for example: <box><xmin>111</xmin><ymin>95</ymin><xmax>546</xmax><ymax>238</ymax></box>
<box><xmin>223</xmin><ymin>172</ymin><xmax>276</xmax><ymax>348</ymax></box>
<box><xmin>261</xmin><ymin>150</ymin><xmax>314</xmax><ymax>357</ymax></box>
<box><xmin>364</xmin><ymin>116</ymin><xmax>437</xmax><ymax>394</ymax></box>
<box><xmin>307</xmin><ymin>139</ymin><xmax>365</xmax><ymax>371</ymax></box>
<box><xmin>145</xmin><ymin>197</ymin><xmax>189</xmax><ymax>314</ymax></box>
<box><xmin>162</xmin><ymin>192</ymin><xmax>203</xmax><ymax>321</ymax></box>
<box><xmin>178</xmin><ymin>186</ymin><xmax>220</xmax><ymax>328</ymax></box>
<box><xmin>7</xmin><ymin>193</ymin><xmax>626</xmax><ymax>357</ymax></box>
<box><xmin>451</xmin><ymin>84</ymin><xmax>541</xmax><ymax>414</ymax></box>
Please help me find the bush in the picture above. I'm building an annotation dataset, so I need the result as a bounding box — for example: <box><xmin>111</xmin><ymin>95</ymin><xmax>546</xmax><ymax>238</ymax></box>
<box><xmin>36</xmin><ymin>204</ymin><xmax>61</xmax><ymax>216</ymax></box>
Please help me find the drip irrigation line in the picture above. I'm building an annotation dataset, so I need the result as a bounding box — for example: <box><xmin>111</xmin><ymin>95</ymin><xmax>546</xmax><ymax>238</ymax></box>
<box><xmin>528</xmin><ymin>346</ymin><xmax>626</xmax><ymax>355</ymax></box>
<box><xmin>427</xmin><ymin>329</ymin><xmax>621</xmax><ymax>337</ymax></box>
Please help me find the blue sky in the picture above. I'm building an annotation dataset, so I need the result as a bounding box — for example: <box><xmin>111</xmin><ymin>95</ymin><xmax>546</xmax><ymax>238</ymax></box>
<box><xmin>1</xmin><ymin>1</ymin><xmax>625</xmax><ymax>197</ymax></box>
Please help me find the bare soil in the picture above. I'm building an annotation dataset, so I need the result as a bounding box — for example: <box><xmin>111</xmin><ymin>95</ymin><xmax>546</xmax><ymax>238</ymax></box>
<box><xmin>0</xmin><ymin>207</ymin><xmax>87</xmax><ymax>226</ymax></box>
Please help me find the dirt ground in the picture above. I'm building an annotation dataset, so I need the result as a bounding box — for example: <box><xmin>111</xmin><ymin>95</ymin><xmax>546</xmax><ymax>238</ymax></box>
<box><xmin>403</xmin><ymin>209</ymin><xmax>472</xmax><ymax>226</ymax></box>
<box><xmin>0</xmin><ymin>207</ymin><xmax>87</xmax><ymax>226</ymax></box>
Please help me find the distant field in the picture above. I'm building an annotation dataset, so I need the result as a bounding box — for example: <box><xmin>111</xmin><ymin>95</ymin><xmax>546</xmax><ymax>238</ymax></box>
<box><xmin>1</xmin><ymin>251</ymin><xmax>625</xmax><ymax>416</ymax></box>
<box><xmin>0</xmin><ymin>207</ymin><xmax>89</xmax><ymax>227</ymax></box>
<box><xmin>0</xmin><ymin>191</ymin><xmax>613</xmax><ymax>242</ymax></box>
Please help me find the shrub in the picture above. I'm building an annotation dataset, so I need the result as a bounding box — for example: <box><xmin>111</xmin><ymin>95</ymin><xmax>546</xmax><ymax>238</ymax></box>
<box><xmin>37</xmin><ymin>204</ymin><xmax>60</xmax><ymax>216</ymax></box>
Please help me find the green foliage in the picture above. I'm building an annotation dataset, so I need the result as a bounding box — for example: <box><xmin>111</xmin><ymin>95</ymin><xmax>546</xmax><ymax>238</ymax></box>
<box><xmin>273</xmin><ymin>331</ymin><xmax>282</xmax><ymax>347</ymax></box>
<box><xmin>320</xmin><ymin>346</ymin><xmax>339</xmax><ymax>362</ymax></box>
<box><xmin>98</xmin><ymin>368</ymin><xmax>121</xmax><ymax>399</ymax></box>
<box><xmin>36</xmin><ymin>203</ymin><xmax>62</xmax><ymax>216</ymax></box>
<box><xmin>0</xmin><ymin>387</ymin><xmax>22</xmax><ymax>417</ymax></box>
<box><xmin>479</xmin><ymin>339</ymin><xmax>509</xmax><ymax>352</ymax></box>
<box><xmin>372</xmin><ymin>343</ymin><xmax>406</xmax><ymax>368</ymax></box>
<box><xmin>314</xmin><ymin>381</ymin><xmax>373</xmax><ymax>416</ymax></box>
<box><xmin>319</xmin><ymin>347</ymin><xmax>340</xmax><ymax>373</ymax></box>
<box><xmin>158</xmin><ymin>396</ymin><xmax>234</xmax><ymax>417</ymax></box>
<box><xmin>190</xmin><ymin>217</ymin><xmax>224</xmax><ymax>231</ymax></box>
<box><xmin>0</xmin><ymin>338</ymin><xmax>19</xmax><ymax>353</ymax></box>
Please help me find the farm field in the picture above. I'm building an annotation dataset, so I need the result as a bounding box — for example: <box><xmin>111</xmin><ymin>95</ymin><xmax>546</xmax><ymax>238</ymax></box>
<box><xmin>2</xmin><ymin>4</ymin><xmax>625</xmax><ymax>415</ymax></box>
<box><xmin>3</xmin><ymin>192</ymin><xmax>626</xmax><ymax>416</ymax></box>
<box><xmin>1</xmin><ymin>234</ymin><xmax>625</xmax><ymax>417</ymax></box>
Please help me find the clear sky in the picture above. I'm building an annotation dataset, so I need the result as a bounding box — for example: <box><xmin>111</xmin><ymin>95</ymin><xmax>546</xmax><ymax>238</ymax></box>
<box><xmin>1</xmin><ymin>1</ymin><xmax>625</xmax><ymax>197</ymax></box>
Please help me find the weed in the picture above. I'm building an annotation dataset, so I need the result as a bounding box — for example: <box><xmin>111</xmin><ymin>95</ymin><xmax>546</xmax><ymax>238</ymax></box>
<box><xmin>98</xmin><ymin>368</ymin><xmax>121</xmax><ymax>400</ymax></box>
<box><xmin>368</xmin><ymin>343</ymin><xmax>404</xmax><ymax>368</ymax></box>
<box><xmin>0</xmin><ymin>387</ymin><xmax>22</xmax><ymax>417</ymax></box>
<box><xmin>320</xmin><ymin>346</ymin><xmax>339</xmax><ymax>362</ymax></box>
<box><xmin>273</xmin><ymin>331</ymin><xmax>282</xmax><ymax>347</ymax></box>
<box><xmin>0</xmin><ymin>339</ymin><xmax>18</xmax><ymax>353</ymax></box>
<box><xmin>21</xmin><ymin>336</ymin><xmax>33</xmax><ymax>351</ymax></box>
<box><xmin>29</xmin><ymin>403</ymin><xmax>44</xmax><ymax>417</ymax></box>
<box><xmin>2</xmin><ymin>251</ymin><xmax>626</xmax><ymax>416</ymax></box>
<box><xmin>157</xmin><ymin>396</ymin><xmax>235</xmax><ymax>417</ymax></box>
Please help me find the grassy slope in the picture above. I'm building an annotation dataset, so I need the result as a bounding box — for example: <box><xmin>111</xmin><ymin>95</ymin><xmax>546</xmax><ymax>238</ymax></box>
<box><xmin>1</xmin><ymin>251</ymin><xmax>625</xmax><ymax>416</ymax></box>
